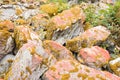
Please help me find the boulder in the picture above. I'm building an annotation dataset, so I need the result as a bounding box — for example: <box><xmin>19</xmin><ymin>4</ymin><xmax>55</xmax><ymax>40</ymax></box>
<box><xmin>46</xmin><ymin>6</ymin><xmax>85</xmax><ymax>44</ymax></box>
<box><xmin>66</xmin><ymin>26</ymin><xmax>111</xmax><ymax>52</ymax></box>
<box><xmin>43</xmin><ymin>60</ymin><xmax>120</xmax><ymax>80</ymax></box>
<box><xmin>78</xmin><ymin>46</ymin><xmax>110</xmax><ymax>68</ymax></box>
<box><xmin>43</xmin><ymin>40</ymin><xmax>74</xmax><ymax>60</ymax></box>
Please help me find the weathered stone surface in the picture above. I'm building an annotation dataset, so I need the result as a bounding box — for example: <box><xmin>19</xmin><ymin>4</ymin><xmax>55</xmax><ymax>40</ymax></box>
<box><xmin>29</xmin><ymin>13</ymin><xmax>49</xmax><ymax>30</ymax></box>
<box><xmin>43</xmin><ymin>60</ymin><xmax>120</xmax><ymax>80</ymax></box>
<box><xmin>0</xmin><ymin>30</ymin><xmax>14</xmax><ymax>55</ymax></box>
<box><xmin>78</xmin><ymin>46</ymin><xmax>110</xmax><ymax>68</ymax></box>
<box><xmin>28</xmin><ymin>13</ymin><xmax>49</xmax><ymax>40</ymax></box>
<box><xmin>0</xmin><ymin>54</ymin><xmax>14</xmax><ymax>78</ymax></box>
<box><xmin>5</xmin><ymin>40</ymin><xmax>43</xmax><ymax>80</ymax></box>
<box><xmin>14</xmin><ymin>25</ymin><xmax>40</xmax><ymax>49</ymax></box>
<box><xmin>0</xmin><ymin>4</ymin><xmax>39</xmax><ymax>21</ymax></box>
<box><xmin>43</xmin><ymin>40</ymin><xmax>74</xmax><ymax>60</ymax></box>
<box><xmin>100</xmin><ymin>0</ymin><xmax>115</xmax><ymax>4</ymax></box>
<box><xmin>66</xmin><ymin>26</ymin><xmax>111</xmax><ymax>52</ymax></box>
<box><xmin>52</xmin><ymin>20</ymin><xmax>84</xmax><ymax>45</ymax></box>
<box><xmin>109</xmin><ymin>57</ymin><xmax>120</xmax><ymax>76</ymax></box>
<box><xmin>0</xmin><ymin>20</ymin><xmax>14</xmax><ymax>32</ymax></box>
<box><xmin>46</xmin><ymin>6</ymin><xmax>85</xmax><ymax>40</ymax></box>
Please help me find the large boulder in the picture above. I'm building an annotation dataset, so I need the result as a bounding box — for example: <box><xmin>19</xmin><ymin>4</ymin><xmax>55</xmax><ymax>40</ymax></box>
<box><xmin>66</xmin><ymin>26</ymin><xmax>111</xmax><ymax>52</ymax></box>
<box><xmin>42</xmin><ymin>60</ymin><xmax>120</xmax><ymax>80</ymax></box>
<box><xmin>78</xmin><ymin>46</ymin><xmax>110</xmax><ymax>68</ymax></box>
<box><xmin>46</xmin><ymin>6</ymin><xmax>85</xmax><ymax>44</ymax></box>
<box><xmin>5</xmin><ymin>40</ymin><xmax>43</xmax><ymax>80</ymax></box>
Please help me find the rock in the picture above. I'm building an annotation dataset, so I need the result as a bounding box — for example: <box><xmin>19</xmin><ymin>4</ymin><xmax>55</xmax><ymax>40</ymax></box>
<box><xmin>0</xmin><ymin>20</ymin><xmax>14</xmax><ymax>32</ymax></box>
<box><xmin>29</xmin><ymin>13</ymin><xmax>49</xmax><ymax>30</ymax></box>
<box><xmin>5</xmin><ymin>40</ymin><xmax>43</xmax><ymax>80</ymax></box>
<box><xmin>0</xmin><ymin>30</ymin><xmax>14</xmax><ymax>55</ymax></box>
<box><xmin>43</xmin><ymin>40</ymin><xmax>74</xmax><ymax>60</ymax></box>
<box><xmin>14</xmin><ymin>25</ymin><xmax>40</xmax><ymax>49</ymax></box>
<box><xmin>6</xmin><ymin>31</ymin><xmax>57</xmax><ymax>79</ymax></box>
<box><xmin>0</xmin><ymin>3</ymin><xmax>39</xmax><ymax>20</ymax></box>
<box><xmin>0</xmin><ymin>8</ymin><xmax>18</xmax><ymax>20</ymax></box>
<box><xmin>42</xmin><ymin>60</ymin><xmax>120</xmax><ymax>80</ymax></box>
<box><xmin>68</xmin><ymin>0</ymin><xmax>78</xmax><ymax>6</ymax></box>
<box><xmin>5</xmin><ymin>39</ymin><xmax>56</xmax><ymax>80</ymax></box>
<box><xmin>28</xmin><ymin>13</ymin><xmax>49</xmax><ymax>40</ymax></box>
<box><xmin>0</xmin><ymin>54</ymin><xmax>14</xmax><ymax>78</ymax></box>
<box><xmin>78</xmin><ymin>46</ymin><xmax>110</xmax><ymax>68</ymax></box>
<box><xmin>22</xmin><ymin>9</ymin><xmax>39</xmax><ymax>20</ymax></box>
<box><xmin>109</xmin><ymin>57</ymin><xmax>120</xmax><ymax>76</ymax></box>
<box><xmin>100</xmin><ymin>0</ymin><xmax>115</xmax><ymax>4</ymax></box>
<box><xmin>46</xmin><ymin>6</ymin><xmax>85</xmax><ymax>44</ymax></box>
<box><xmin>66</xmin><ymin>26</ymin><xmax>111</xmax><ymax>52</ymax></box>
<box><xmin>52</xmin><ymin>20</ymin><xmax>84</xmax><ymax>45</ymax></box>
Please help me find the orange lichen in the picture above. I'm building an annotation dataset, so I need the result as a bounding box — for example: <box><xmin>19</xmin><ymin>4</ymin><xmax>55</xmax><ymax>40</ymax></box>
<box><xmin>26</xmin><ymin>66</ymin><xmax>32</xmax><ymax>75</ymax></box>
<box><xmin>61</xmin><ymin>74</ymin><xmax>70</xmax><ymax>80</ymax></box>
<box><xmin>16</xmin><ymin>8</ymin><xmax>23</xmax><ymax>15</ymax></box>
<box><xmin>0</xmin><ymin>20</ymin><xmax>14</xmax><ymax>31</ymax></box>
<box><xmin>15</xmin><ymin>19</ymin><xmax>27</xmax><ymax>25</ymax></box>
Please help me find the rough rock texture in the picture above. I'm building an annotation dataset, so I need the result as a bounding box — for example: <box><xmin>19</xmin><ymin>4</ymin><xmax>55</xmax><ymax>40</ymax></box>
<box><xmin>0</xmin><ymin>20</ymin><xmax>14</xmax><ymax>57</ymax></box>
<box><xmin>5</xmin><ymin>25</ymin><xmax>57</xmax><ymax>79</ymax></box>
<box><xmin>14</xmin><ymin>25</ymin><xmax>40</xmax><ymax>49</ymax></box>
<box><xmin>0</xmin><ymin>3</ymin><xmax>39</xmax><ymax>21</ymax></box>
<box><xmin>109</xmin><ymin>57</ymin><xmax>120</xmax><ymax>76</ymax></box>
<box><xmin>5</xmin><ymin>40</ymin><xmax>43</xmax><ymax>80</ymax></box>
<box><xmin>0</xmin><ymin>30</ymin><xmax>14</xmax><ymax>55</ymax></box>
<box><xmin>66</xmin><ymin>26</ymin><xmax>111</xmax><ymax>52</ymax></box>
<box><xmin>52</xmin><ymin>20</ymin><xmax>84</xmax><ymax>45</ymax></box>
<box><xmin>43</xmin><ymin>40</ymin><xmax>74</xmax><ymax>60</ymax></box>
<box><xmin>28</xmin><ymin>13</ymin><xmax>49</xmax><ymax>40</ymax></box>
<box><xmin>42</xmin><ymin>60</ymin><xmax>120</xmax><ymax>80</ymax></box>
<box><xmin>0</xmin><ymin>54</ymin><xmax>14</xmax><ymax>78</ymax></box>
<box><xmin>78</xmin><ymin>46</ymin><xmax>110</xmax><ymax>69</ymax></box>
<box><xmin>0</xmin><ymin>20</ymin><xmax>14</xmax><ymax>32</ymax></box>
<box><xmin>46</xmin><ymin>6</ymin><xmax>85</xmax><ymax>44</ymax></box>
<box><xmin>29</xmin><ymin>13</ymin><xmax>49</xmax><ymax>30</ymax></box>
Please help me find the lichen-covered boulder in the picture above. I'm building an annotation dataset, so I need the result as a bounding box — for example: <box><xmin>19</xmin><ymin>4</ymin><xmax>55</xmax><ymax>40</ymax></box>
<box><xmin>42</xmin><ymin>60</ymin><xmax>120</xmax><ymax>80</ymax></box>
<box><xmin>46</xmin><ymin>6</ymin><xmax>85</xmax><ymax>44</ymax></box>
<box><xmin>43</xmin><ymin>40</ymin><xmax>74</xmax><ymax>60</ymax></box>
<box><xmin>66</xmin><ymin>26</ymin><xmax>111</xmax><ymax>52</ymax></box>
<box><xmin>109</xmin><ymin>57</ymin><xmax>120</xmax><ymax>76</ymax></box>
<box><xmin>4</xmin><ymin>40</ymin><xmax>43</xmax><ymax>80</ymax></box>
<box><xmin>78</xmin><ymin>46</ymin><xmax>110</xmax><ymax>68</ymax></box>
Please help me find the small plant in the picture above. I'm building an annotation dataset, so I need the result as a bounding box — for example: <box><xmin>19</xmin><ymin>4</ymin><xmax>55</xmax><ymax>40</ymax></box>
<box><xmin>83</xmin><ymin>1</ymin><xmax>120</xmax><ymax>53</ymax></box>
